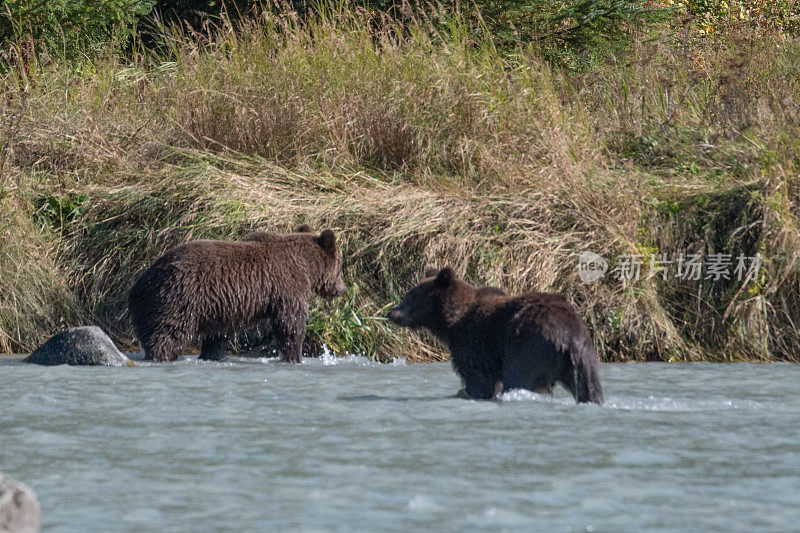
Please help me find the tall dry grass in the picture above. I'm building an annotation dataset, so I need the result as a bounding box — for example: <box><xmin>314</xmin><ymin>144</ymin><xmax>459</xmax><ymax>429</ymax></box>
<box><xmin>0</xmin><ymin>5</ymin><xmax>798</xmax><ymax>361</ymax></box>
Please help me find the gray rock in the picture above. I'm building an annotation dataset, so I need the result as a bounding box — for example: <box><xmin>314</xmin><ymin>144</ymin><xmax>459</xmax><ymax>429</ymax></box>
<box><xmin>0</xmin><ymin>473</ymin><xmax>41</xmax><ymax>533</ymax></box>
<box><xmin>24</xmin><ymin>326</ymin><xmax>133</xmax><ymax>367</ymax></box>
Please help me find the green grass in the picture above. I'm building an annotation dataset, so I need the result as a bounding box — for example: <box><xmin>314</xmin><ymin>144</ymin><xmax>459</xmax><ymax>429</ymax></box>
<box><xmin>0</xmin><ymin>5</ymin><xmax>798</xmax><ymax>361</ymax></box>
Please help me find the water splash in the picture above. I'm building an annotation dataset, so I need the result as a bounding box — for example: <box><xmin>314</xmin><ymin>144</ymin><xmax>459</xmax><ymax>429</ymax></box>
<box><xmin>498</xmin><ymin>388</ymin><xmax>565</xmax><ymax>403</ymax></box>
<box><xmin>498</xmin><ymin>389</ymin><xmax>764</xmax><ymax>412</ymax></box>
<box><xmin>407</xmin><ymin>494</ymin><xmax>443</xmax><ymax>512</ymax></box>
<box><xmin>320</xmin><ymin>345</ymin><xmax>338</xmax><ymax>366</ymax></box>
<box><xmin>605</xmin><ymin>396</ymin><xmax>764</xmax><ymax>412</ymax></box>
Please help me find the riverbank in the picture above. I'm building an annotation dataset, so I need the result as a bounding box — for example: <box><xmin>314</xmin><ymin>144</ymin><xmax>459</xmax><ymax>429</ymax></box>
<box><xmin>1</xmin><ymin>8</ymin><xmax>798</xmax><ymax>362</ymax></box>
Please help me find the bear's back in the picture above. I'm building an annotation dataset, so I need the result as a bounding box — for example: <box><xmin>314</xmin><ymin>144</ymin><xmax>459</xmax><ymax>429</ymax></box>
<box><xmin>463</xmin><ymin>289</ymin><xmax>586</xmax><ymax>347</ymax></box>
<box><xmin>149</xmin><ymin>239</ymin><xmax>265</xmax><ymax>273</ymax></box>
<box><xmin>158</xmin><ymin>235</ymin><xmax>316</xmax><ymax>269</ymax></box>
<box><xmin>503</xmin><ymin>292</ymin><xmax>590</xmax><ymax>352</ymax></box>
<box><xmin>129</xmin><ymin>237</ymin><xmax>318</xmax><ymax>311</ymax></box>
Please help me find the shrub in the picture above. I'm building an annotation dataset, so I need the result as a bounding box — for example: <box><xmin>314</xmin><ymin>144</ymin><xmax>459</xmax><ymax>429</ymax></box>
<box><xmin>662</xmin><ymin>0</ymin><xmax>800</xmax><ymax>36</ymax></box>
<box><xmin>147</xmin><ymin>0</ymin><xmax>255</xmax><ymax>30</ymax></box>
<box><xmin>0</xmin><ymin>0</ymin><xmax>156</xmax><ymax>56</ymax></box>
<box><xmin>144</xmin><ymin>1</ymin><xmax>667</xmax><ymax>66</ymax></box>
<box><xmin>476</xmin><ymin>0</ymin><xmax>658</xmax><ymax>46</ymax></box>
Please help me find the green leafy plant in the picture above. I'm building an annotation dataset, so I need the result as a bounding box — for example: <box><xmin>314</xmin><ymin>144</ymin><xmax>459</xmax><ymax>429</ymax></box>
<box><xmin>1</xmin><ymin>0</ymin><xmax>156</xmax><ymax>56</ymax></box>
<box><xmin>306</xmin><ymin>285</ymin><xmax>389</xmax><ymax>360</ymax></box>
<box><xmin>35</xmin><ymin>194</ymin><xmax>88</xmax><ymax>234</ymax></box>
<box><xmin>466</xmin><ymin>0</ymin><xmax>669</xmax><ymax>62</ymax></box>
<box><xmin>685</xmin><ymin>0</ymin><xmax>800</xmax><ymax>36</ymax></box>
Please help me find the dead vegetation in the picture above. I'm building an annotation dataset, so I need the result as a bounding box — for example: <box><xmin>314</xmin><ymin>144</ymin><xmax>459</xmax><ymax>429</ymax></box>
<box><xmin>0</xmin><ymin>7</ymin><xmax>798</xmax><ymax>361</ymax></box>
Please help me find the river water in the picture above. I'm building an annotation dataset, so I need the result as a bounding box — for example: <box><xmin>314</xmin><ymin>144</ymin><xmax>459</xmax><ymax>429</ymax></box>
<box><xmin>1</xmin><ymin>355</ymin><xmax>799</xmax><ymax>532</ymax></box>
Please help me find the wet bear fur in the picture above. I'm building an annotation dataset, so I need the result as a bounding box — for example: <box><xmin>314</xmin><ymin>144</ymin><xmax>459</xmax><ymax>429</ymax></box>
<box><xmin>389</xmin><ymin>267</ymin><xmax>603</xmax><ymax>404</ymax></box>
<box><xmin>128</xmin><ymin>227</ymin><xmax>347</xmax><ymax>362</ymax></box>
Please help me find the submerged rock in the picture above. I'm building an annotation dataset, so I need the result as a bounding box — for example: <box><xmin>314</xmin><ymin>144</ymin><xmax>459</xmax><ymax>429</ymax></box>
<box><xmin>25</xmin><ymin>326</ymin><xmax>133</xmax><ymax>367</ymax></box>
<box><xmin>0</xmin><ymin>473</ymin><xmax>41</xmax><ymax>533</ymax></box>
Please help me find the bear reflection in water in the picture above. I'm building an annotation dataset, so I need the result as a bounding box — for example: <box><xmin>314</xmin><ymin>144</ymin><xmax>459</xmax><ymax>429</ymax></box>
<box><xmin>389</xmin><ymin>267</ymin><xmax>603</xmax><ymax>404</ymax></box>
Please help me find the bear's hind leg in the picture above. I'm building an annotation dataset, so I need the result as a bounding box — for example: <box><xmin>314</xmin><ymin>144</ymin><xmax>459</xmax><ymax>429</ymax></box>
<box><xmin>559</xmin><ymin>351</ymin><xmax>603</xmax><ymax>405</ymax></box>
<box><xmin>501</xmin><ymin>332</ymin><xmax>562</xmax><ymax>395</ymax></box>
<box><xmin>198</xmin><ymin>335</ymin><xmax>228</xmax><ymax>361</ymax></box>
<box><xmin>559</xmin><ymin>360</ymin><xmax>579</xmax><ymax>399</ymax></box>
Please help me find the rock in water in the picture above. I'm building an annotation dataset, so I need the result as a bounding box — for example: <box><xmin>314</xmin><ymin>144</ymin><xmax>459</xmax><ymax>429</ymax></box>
<box><xmin>24</xmin><ymin>326</ymin><xmax>133</xmax><ymax>366</ymax></box>
<box><xmin>0</xmin><ymin>473</ymin><xmax>41</xmax><ymax>533</ymax></box>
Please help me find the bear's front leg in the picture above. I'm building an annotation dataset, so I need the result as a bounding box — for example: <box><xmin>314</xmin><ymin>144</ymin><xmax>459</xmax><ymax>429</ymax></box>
<box><xmin>451</xmin><ymin>346</ymin><xmax>502</xmax><ymax>400</ymax></box>
<box><xmin>142</xmin><ymin>331</ymin><xmax>185</xmax><ymax>362</ymax></box>
<box><xmin>463</xmin><ymin>377</ymin><xmax>500</xmax><ymax>400</ymax></box>
<box><xmin>198</xmin><ymin>335</ymin><xmax>228</xmax><ymax>361</ymax></box>
<box><xmin>273</xmin><ymin>320</ymin><xmax>306</xmax><ymax>364</ymax></box>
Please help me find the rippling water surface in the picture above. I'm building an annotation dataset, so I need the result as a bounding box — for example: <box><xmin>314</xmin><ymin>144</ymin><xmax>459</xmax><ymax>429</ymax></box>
<box><xmin>1</xmin><ymin>355</ymin><xmax>799</xmax><ymax>532</ymax></box>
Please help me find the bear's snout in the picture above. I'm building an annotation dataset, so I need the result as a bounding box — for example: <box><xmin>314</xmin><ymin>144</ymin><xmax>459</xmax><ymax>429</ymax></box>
<box><xmin>388</xmin><ymin>308</ymin><xmax>405</xmax><ymax>325</ymax></box>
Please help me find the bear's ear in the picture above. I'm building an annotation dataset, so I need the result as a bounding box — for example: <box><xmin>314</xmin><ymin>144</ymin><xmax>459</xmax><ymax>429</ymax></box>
<box><xmin>296</xmin><ymin>224</ymin><xmax>313</xmax><ymax>233</ymax></box>
<box><xmin>317</xmin><ymin>229</ymin><xmax>337</xmax><ymax>255</ymax></box>
<box><xmin>435</xmin><ymin>267</ymin><xmax>456</xmax><ymax>287</ymax></box>
<box><xmin>423</xmin><ymin>266</ymin><xmax>439</xmax><ymax>278</ymax></box>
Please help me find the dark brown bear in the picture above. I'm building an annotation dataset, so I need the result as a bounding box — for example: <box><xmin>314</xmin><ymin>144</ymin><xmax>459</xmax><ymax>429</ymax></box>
<box><xmin>388</xmin><ymin>267</ymin><xmax>603</xmax><ymax>404</ymax></box>
<box><xmin>128</xmin><ymin>228</ymin><xmax>347</xmax><ymax>362</ymax></box>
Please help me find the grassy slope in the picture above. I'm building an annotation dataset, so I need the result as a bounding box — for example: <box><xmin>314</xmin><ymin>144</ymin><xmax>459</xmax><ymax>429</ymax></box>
<box><xmin>1</xmin><ymin>8</ymin><xmax>799</xmax><ymax>361</ymax></box>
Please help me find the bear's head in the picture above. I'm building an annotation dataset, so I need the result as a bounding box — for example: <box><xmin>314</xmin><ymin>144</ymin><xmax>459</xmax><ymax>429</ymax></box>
<box><xmin>388</xmin><ymin>267</ymin><xmax>457</xmax><ymax>335</ymax></box>
<box><xmin>315</xmin><ymin>229</ymin><xmax>348</xmax><ymax>298</ymax></box>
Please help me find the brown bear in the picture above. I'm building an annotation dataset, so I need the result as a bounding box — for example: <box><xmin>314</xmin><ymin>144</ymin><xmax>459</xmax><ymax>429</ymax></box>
<box><xmin>128</xmin><ymin>227</ymin><xmax>347</xmax><ymax>362</ymax></box>
<box><xmin>388</xmin><ymin>267</ymin><xmax>603</xmax><ymax>404</ymax></box>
